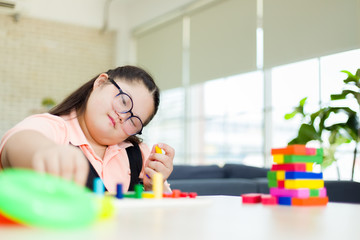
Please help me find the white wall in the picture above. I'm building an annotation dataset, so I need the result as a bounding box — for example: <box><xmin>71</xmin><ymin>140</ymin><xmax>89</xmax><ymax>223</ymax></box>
<box><xmin>10</xmin><ymin>0</ymin><xmax>107</xmax><ymax>28</ymax></box>
<box><xmin>5</xmin><ymin>0</ymin><xmax>197</xmax><ymax>66</ymax></box>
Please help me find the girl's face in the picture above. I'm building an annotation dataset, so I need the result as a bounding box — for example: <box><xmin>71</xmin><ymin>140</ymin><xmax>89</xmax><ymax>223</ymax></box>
<box><xmin>80</xmin><ymin>74</ymin><xmax>155</xmax><ymax>146</ymax></box>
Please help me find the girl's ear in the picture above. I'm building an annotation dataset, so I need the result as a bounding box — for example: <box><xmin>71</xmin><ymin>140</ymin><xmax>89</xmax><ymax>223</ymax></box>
<box><xmin>93</xmin><ymin>73</ymin><xmax>109</xmax><ymax>89</ymax></box>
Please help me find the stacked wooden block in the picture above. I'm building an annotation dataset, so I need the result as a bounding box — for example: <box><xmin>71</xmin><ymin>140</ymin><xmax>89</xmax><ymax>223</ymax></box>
<box><xmin>268</xmin><ymin>145</ymin><xmax>328</xmax><ymax>206</ymax></box>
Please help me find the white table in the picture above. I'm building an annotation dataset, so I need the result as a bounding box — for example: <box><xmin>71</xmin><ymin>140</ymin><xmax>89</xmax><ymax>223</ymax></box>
<box><xmin>1</xmin><ymin>195</ymin><xmax>360</xmax><ymax>240</ymax></box>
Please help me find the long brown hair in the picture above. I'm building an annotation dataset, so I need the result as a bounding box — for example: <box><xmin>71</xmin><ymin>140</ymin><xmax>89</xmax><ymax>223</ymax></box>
<box><xmin>49</xmin><ymin>65</ymin><xmax>160</xmax><ymax>144</ymax></box>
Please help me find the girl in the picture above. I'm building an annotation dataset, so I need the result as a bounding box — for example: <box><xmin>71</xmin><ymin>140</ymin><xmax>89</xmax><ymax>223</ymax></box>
<box><xmin>0</xmin><ymin>65</ymin><xmax>174</xmax><ymax>193</ymax></box>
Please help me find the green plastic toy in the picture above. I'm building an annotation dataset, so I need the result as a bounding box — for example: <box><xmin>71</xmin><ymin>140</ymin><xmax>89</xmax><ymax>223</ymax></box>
<box><xmin>0</xmin><ymin>169</ymin><xmax>98</xmax><ymax>228</ymax></box>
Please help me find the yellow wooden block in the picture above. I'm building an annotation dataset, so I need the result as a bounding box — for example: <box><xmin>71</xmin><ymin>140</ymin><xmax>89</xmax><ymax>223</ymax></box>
<box><xmin>284</xmin><ymin>179</ymin><xmax>324</xmax><ymax>189</ymax></box>
<box><xmin>152</xmin><ymin>172</ymin><xmax>163</xmax><ymax>199</ymax></box>
<box><xmin>276</xmin><ymin>170</ymin><xmax>285</xmax><ymax>180</ymax></box>
<box><xmin>142</xmin><ymin>192</ymin><xmax>155</xmax><ymax>198</ymax></box>
<box><xmin>273</xmin><ymin>155</ymin><xmax>284</xmax><ymax>164</ymax></box>
<box><xmin>98</xmin><ymin>196</ymin><xmax>115</xmax><ymax>219</ymax></box>
<box><xmin>306</xmin><ymin>163</ymin><xmax>313</xmax><ymax>172</ymax></box>
<box><xmin>155</xmin><ymin>145</ymin><xmax>163</xmax><ymax>154</ymax></box>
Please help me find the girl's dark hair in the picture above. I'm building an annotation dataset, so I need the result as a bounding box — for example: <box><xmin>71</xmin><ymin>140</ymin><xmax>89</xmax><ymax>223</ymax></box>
<box><xmin>49</xmin><ymin>65</ymin><xmax>160</xmax><ymax>145</ymax></box>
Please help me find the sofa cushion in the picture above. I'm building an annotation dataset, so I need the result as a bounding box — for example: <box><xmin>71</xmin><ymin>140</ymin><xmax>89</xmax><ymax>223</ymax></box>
<box><xmin>325</xmin><ymin>180</ymin><xmax>360</xmax><ymax>203</ymax></box>
<box><xmin>223</xmin><ymin>164</ymin><xmax>269</xmax><ymax>179</ymax></box>
<box><xmin>168</xmin><ymin>165</ymin><xmax>225</xmax><ymax>180</ymax></box>
<box><xmin>168</xmin><ymin>178</ymin><xmax>257</xmax><ymax>196</ymax></box>
<box><xmin>254</xmin><ymin>178</ymin><xmax>270</xmax><ymax>194</ymax></box>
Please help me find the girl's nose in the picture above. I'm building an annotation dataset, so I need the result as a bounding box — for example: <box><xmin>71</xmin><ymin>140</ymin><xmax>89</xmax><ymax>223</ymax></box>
<box><xmin>117</xmin><ymin>112</ymin><xmax>130</xmax><ymax>123</ymax></box>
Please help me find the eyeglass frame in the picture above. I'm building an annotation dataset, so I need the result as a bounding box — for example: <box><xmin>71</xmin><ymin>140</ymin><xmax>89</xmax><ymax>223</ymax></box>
<box><xmin>109</xmin><ymin>78</ymin><xmax>144</xmax><ymax>135</ymax></box>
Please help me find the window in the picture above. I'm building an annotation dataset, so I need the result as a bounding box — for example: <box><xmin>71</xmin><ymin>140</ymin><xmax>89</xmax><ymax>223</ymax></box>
<box><xmin>202</xmin><ymin>71</ymin><xmax>264</xmax><ymax>166</ymax></box>
<box><xmin>144</xmin><ymin>48</ymin><xmax>359</xmax><ymax>182</ymax></box>
<box><xmin>271</xmin><ymin>49</ymin><xmax>360</xmax><ymax>181</ymax></box>
<box><xmin>144</xmin><ymin>71</ymin><xmax>264</xmax><ymax>167</ymax></box>
<box><xmin>143</xmin><ymin>88</ymin><xmax>185</xmax><ymax>165</ymax></box>
<box><xmin>271</xmin><ymin>58</ymin><xmax>320</xmax><ymax>148</ymax></box>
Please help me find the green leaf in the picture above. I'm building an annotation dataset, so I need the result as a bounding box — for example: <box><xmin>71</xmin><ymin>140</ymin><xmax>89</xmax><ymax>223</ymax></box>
<box><xmin>331</xmin><ymin>93</ymin><xmax>346</xmax><ymax>100</ymax></box>
<box><xmin>288</xmin><ymin>138</ymin><xmax>301</xmax><ymax>145</ymax></box>
<box><xmin>296</xmin><ymin>123</ymin><xmax>321</xmax><ymax>143</ymax></box>
<box><xmin>285</xmin><ymin>111</ymin><xmax>297</xmax><ymax>120</ymax></box>
<box><xmin>331</xmin><ymin>90</ymin><xmax>360</xmax><ymax>102</ymax></box>
<box><xmin>284</xmin><ymin>97</ymin><xmax>307</xmax><ymax>120</ymax></box>
<box><xmin>341</xmin><ymin>69</ymin><xmax>360</xmax><ymax>89</ymax></box>
<box><xmin>345</xmin><ymin>115</ymin><xmax>359</xmax><ymax>140</ymax></box>
<box><xmin>322</xmin><ymin>155</ymin><xmax>335</xmax><ymax>169</ymax></box>
<box><xmin>356</xmin><ymin>69</ymin><xmax>360</xmax><ymax>78</ymax></box>
<box><xmin>299</xmin><ymin>97</ymin><xmax>307</xmax><ymax>107</ymax></box>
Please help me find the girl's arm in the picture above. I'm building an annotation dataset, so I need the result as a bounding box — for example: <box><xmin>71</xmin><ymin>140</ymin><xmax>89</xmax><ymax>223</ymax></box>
<box><xmin>1</xmin><ymin>130</ymin><xmax>89</xmax><ymax>185</ymax></box>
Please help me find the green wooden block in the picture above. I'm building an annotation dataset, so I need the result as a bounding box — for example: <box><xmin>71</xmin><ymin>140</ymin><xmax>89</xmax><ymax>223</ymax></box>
<box><xmin>309</xmin><ymin>189</ymin><xmax>320</xmax><ymax>197</ymax></box>
<box><xmin>268</xmin><ymin>179</ymin><xmax>278</xmax><ymax>188</ymax></box>
<box><xmin>134</xmin><ymin>184</ymin><xmax>144</xmax><ymax>199</ymax></box>
<box><xmin>316</xmin><ymin>148</ymin><xmax>323</xmax><ymax>157</ymax></box>
<box><xmin>124</xmin><ymin>192</ymin><xmax>136</xmax><ymax>198</ymax></box>
<box><xmin>267</xmin><ymin>171</ymin><xmax>277</xmax><ymax>181</ymax></box>
<box><xmin>283</xmin><ymin>154</ymin><xmax>323</xmax><ymax>164</ymax></box>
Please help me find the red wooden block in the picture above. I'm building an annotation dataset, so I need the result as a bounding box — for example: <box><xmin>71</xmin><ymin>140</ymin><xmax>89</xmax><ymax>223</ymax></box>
<box><xmin>261</xmin><ymin>194</ymin><xmax>277</xmax><ymax>205</ymax></box>
<box><xmin>189</xmin><ymin>192</ymin><xmax>197</xmax><ymax>198</ymax></box>
<box><xmin>271</xmin><ymin>163</ymin><xmax>308</xmax><ymax>172</ymax></box>
<box><xmin>241</xmin><ymin>193</ymin><xmax>262</xmax><ymax>204</ymax></box>
<box><xmin>305</xmin><ymin>148</ymin><xmax>317</xmax><ymax>155</ymax></box>
<box><xmin>180</xmin><ymin>192</ymin><xmax>189</xmax><ymax>198</ymax></box>
<box><xmin>277</xmin><ymin>180</ymin><xmax>285</xmax><ymax>188</ymax></box>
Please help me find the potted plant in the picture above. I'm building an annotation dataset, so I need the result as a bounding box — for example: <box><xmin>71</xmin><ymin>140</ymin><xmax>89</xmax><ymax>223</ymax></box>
<box><xmin>41</xmin><ymin>97</ymin><xmax>56</xmax><ymax>111</ymax></box>
<box><xmin>285</xmin><ymin>69</ymin><xmax>359</xmax><ymax>180</ymax></box>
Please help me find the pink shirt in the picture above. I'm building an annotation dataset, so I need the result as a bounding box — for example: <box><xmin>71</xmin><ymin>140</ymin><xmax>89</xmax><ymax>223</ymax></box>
<box><xmin>0</xmin><ymin>111</ymin><xmax>150</xmax><ymax>193</ymax></box>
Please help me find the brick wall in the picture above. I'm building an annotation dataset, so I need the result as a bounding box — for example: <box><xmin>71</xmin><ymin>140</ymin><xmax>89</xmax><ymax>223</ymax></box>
<box><xmin>0</xmin><ymin>14</ymin><xmax>115</xmax><ymax>137</ymax></box>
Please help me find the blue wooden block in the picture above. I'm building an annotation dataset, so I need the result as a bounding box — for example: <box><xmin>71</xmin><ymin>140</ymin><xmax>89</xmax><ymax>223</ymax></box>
<box><xmin>285</xmin><ymin>172</ymin><xmax>323</xmax><ymax>179</ymax></box>
<box><xmin>94</xmin><ymin>177</ymin><xmax>105</xmax><ymax>195</ymax></box>
<box><xmin>116</xmin><ymin>183</ymin><xmax>123</xmax><ymax>199</ymax></box>
<box><xmin>278</xmin><ymin>196</ymin><xmax>292</xmax><ymax>205</ymax></box>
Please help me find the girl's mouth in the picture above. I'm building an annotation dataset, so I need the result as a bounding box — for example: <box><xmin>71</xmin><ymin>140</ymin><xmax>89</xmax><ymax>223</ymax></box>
<box><xmin>108</xmin><ymin>115</ymin><xmax>116</xmax><ymax>127</ymax></box>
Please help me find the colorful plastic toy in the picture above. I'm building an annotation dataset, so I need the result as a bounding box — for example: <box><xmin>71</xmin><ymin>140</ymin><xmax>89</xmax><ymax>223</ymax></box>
<box><xmin>0</xmin><ymin>169</ymin><xmax>99</xmax><ymax>228</ymax></box>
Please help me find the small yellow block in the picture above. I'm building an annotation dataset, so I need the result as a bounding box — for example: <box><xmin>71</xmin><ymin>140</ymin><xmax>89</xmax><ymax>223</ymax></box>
<box><xmin>273</xmin><ymin>155</ymin><xmax>284</xmax><ymax>164</ymax></box>
<box><xmin>276</xmin><ymin>171</ymin><xmax>285</xmax><ymax>180</ymax></box>
<box><xmin>306</xmin><ymin>163</ymin><xmax>313</xmax><ymax>172</ymax></box>
<box><xmin>142</xmin><ymin>192</ymin><xmax>155</xmax><ymax>198</ymax></box>
<box><xmin>155</xmin><ymin>145</ymin><xmax>162</xmax><ymax>154</ymax></box>
<box><xmin>285</xmin><ymin>179</ymin><xmax>324</xmax><ymax>189</ymax></box>
<box><xmin>98</xmin><ymin>196</ymin><xmax>114</xmax><ymax>220</ymax></box>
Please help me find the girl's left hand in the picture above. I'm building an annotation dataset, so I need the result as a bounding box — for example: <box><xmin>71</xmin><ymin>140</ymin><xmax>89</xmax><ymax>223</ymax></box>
<box><xmin>143</xmin><ymin>143</ymin><xmax>174</xmax><ymax>190</ymax></box>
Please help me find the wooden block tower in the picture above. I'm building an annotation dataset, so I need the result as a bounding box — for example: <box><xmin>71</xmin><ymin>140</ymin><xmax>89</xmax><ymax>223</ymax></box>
<box><xmin>268</xmin><ymin>145</ymin><xmax>328</xmax><ymax>206</ymax></box>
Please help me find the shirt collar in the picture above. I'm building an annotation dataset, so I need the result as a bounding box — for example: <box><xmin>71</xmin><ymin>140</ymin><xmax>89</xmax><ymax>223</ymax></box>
<box><xmin>62</xmin><ymin>110</ymin><xmax>88</xmax><ymax>146</ymax></box>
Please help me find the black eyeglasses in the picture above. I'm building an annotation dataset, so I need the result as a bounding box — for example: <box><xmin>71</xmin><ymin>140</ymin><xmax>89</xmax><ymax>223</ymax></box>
<box><xmin>109</xmin><ymin>78</ymin><xmax>143</xmax><ymax>135</ymax></box>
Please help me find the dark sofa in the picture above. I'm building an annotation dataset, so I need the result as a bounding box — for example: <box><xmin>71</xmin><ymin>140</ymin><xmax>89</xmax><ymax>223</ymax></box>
<box><xmin>167</xmin><ymin>164</ymin><xmax>360</xmax><ymax>204</ymax></box>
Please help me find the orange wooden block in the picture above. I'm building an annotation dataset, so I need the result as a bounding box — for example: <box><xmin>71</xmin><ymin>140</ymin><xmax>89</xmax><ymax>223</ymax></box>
<box><xmin>163</xmin><ymin>192</ymin><xmax>172</xmax><ymax>198</ymax></box>
<box><xmin>292</xmin><ymin>196</ymin><xmax>328</xmax><ymax>206</ymax></box>
<box><xmin>172</xmin><ymin>189</ymin><xmax>181</xmax><ymax>198</ymax></box>
<box><xmin>271</xmin><ymin>145</ymin><xmax>316</xmax><ymax>156</ymax></box>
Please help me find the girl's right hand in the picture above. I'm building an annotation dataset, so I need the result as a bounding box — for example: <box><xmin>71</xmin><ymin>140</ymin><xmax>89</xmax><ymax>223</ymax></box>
<box><xmin>32</xmin><ymin>145</ymin><xmax>89</xmax><ymax>186</ymax></box>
